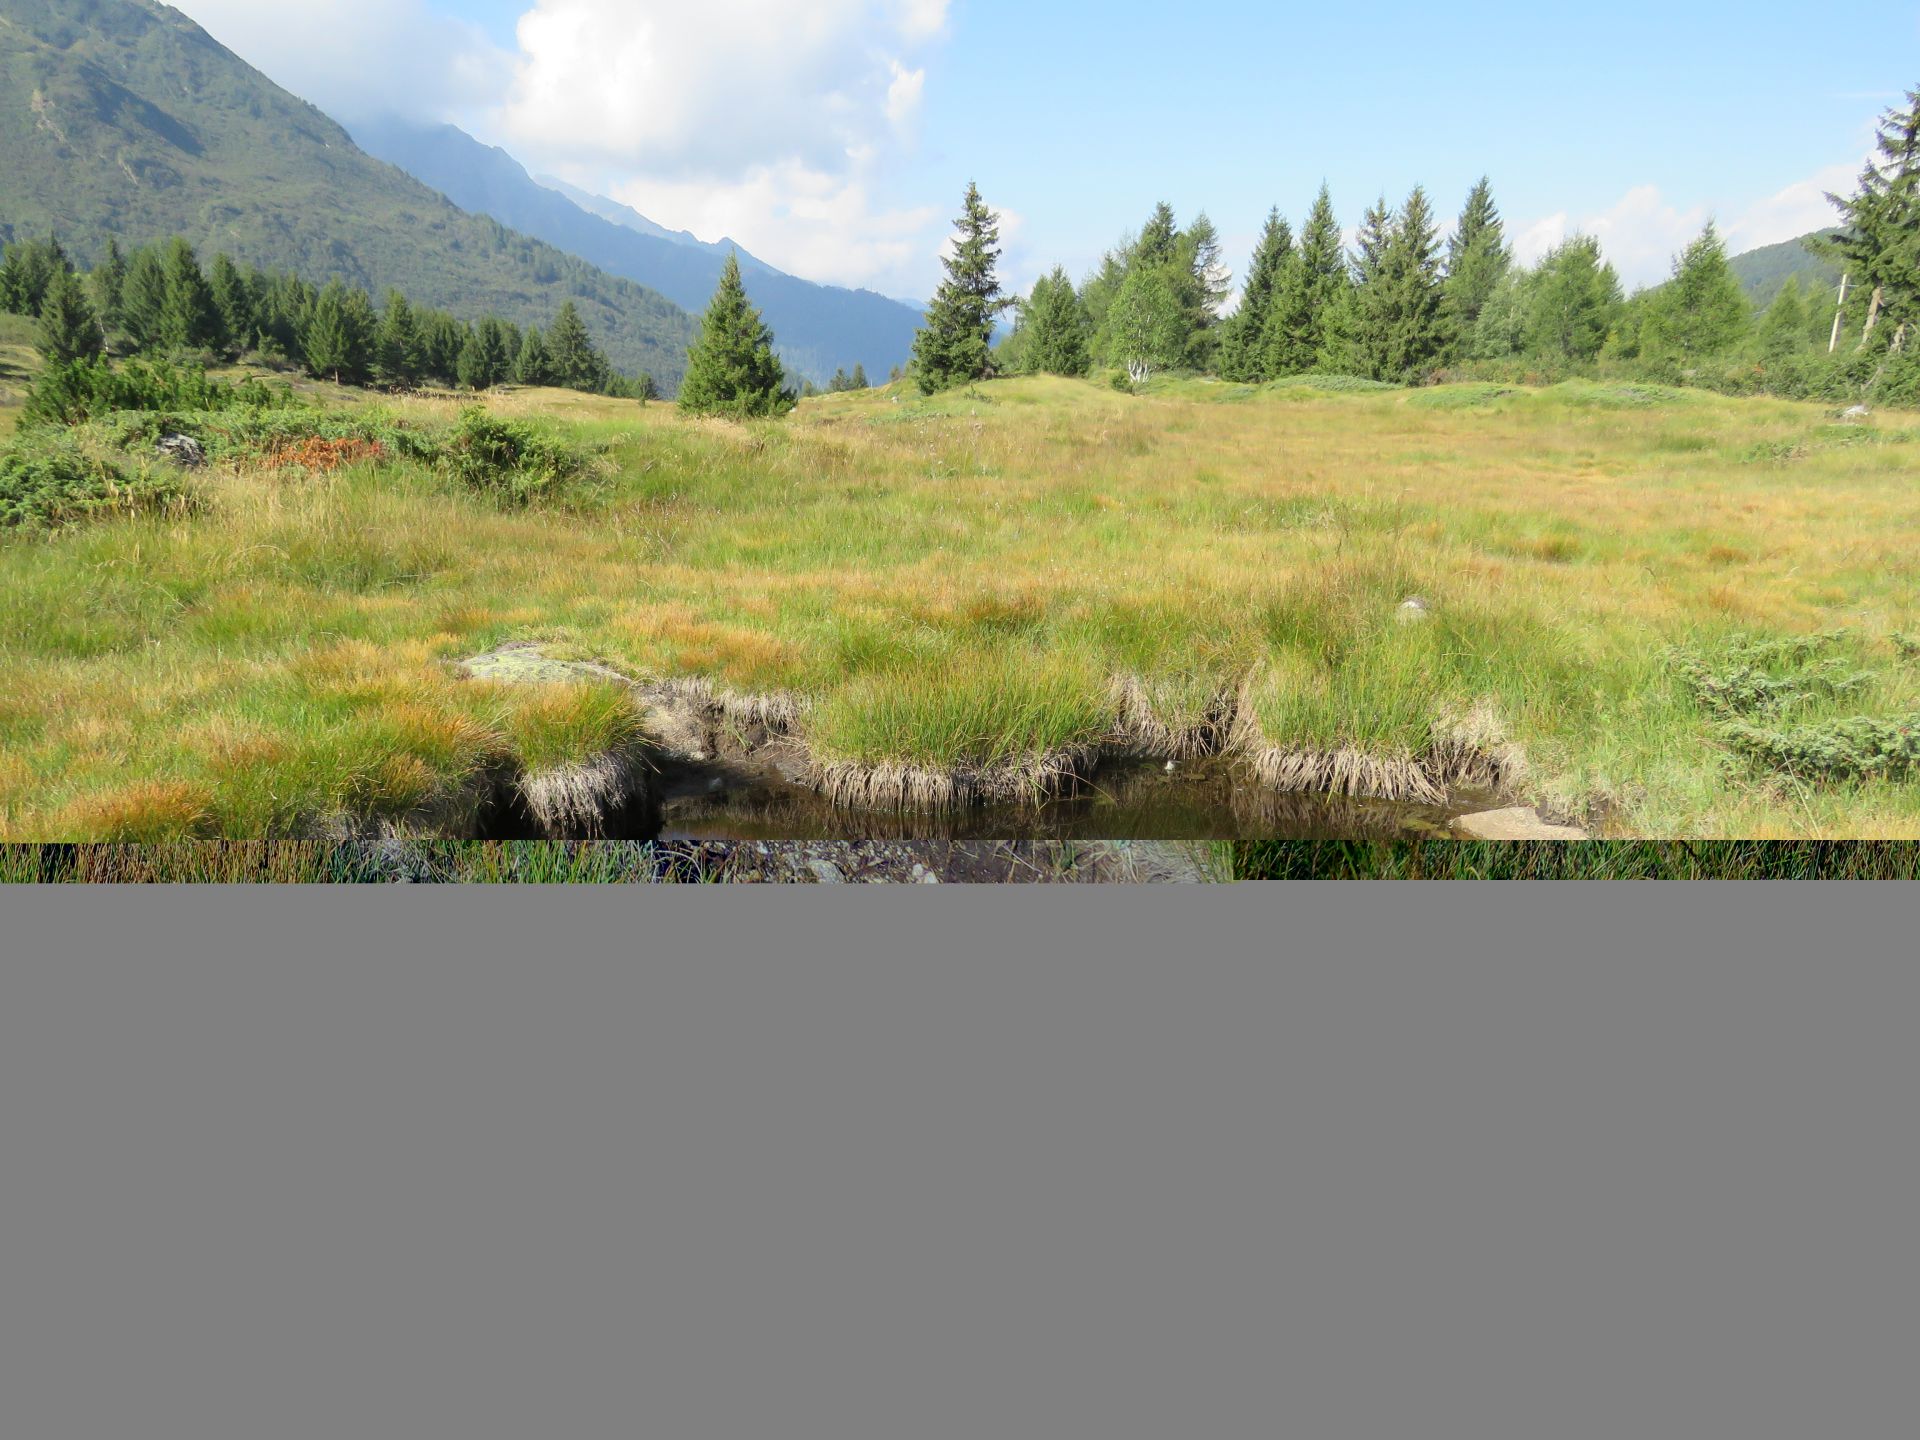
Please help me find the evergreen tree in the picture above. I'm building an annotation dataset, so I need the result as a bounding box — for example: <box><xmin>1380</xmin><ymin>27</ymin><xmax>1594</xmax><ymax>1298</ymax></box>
<box><xmin>1218</xmin><ymin>208</ymin><xmax>1295</xmax><ymax>381</ymax></box>
<box><xmin>417</xmin><ymin>309</ymin><xmax>467</xmax><ymax>386</ymax></box>
<box><xmin>678</xmin><ymin>251</ymin><xmax>795</xmax><ymax>417</ymax></box>
<box><xmin>1442</xmin><ymin>177</ymin><xmax>1511</xmax><ymax>352</ymax></box>
<box><xmin>1524</xmin><ymin>237</ymin><xmax>1621</xmax><ymax>363</ymax></box>
<box><xmin>1642</xmin><ymin>223</ymin><xmax>1751</xmax><ymax>366</ymax></box>
<box><xmin>0</xmin><ymin>236</ymin><xmax>69</xmax><ymax>317</ymax></box>
<box><xmin>119</xmin><ymin>247</ymin><xmax>169</xmax><ymax>351</ymax></box>
<box><xmin>1822</xmin><ymin>85</ymin><xmax>1920</xmax><ymax>347</ymax></box>
<box><xmin>374</xmin><ymin>290</ymin><xmax>423</xmax><ymax>386</ymax></box>
<box><xmin>634</xmin><ymin>372</ymin><xmax>660</xmax><ymax>402</ymax></box>
<box><xmin>158</xmin><ymin>239</ymin><xmax>223</xmax><ymax>352</ymax></box>
<box><xmin>1177</xmin><ymin>211</ymin><xmax>1232</xmax><ymax>368</ymax></box>
<box><xmin>911</xmin><ymin>182</ymin><xmax>1011</xmax><ymax>392</ymax></box>
<box><xmin>514</xmin><ymin>324</ymin><xmax>554</xmax><ymax>386</ymax></box>
<box><xmin>546</xmin><ymin>300</ymin><xmax>607</xmax><ymax>391</ymax></box>
<box><xmin>457</xmin><ymin>316</ymin><xmax>512</xmax><ymax>390</ymax></box>
<box><xmin>829</xmin><ymin>367</ymin><xmax>852</xmax><ymax>392</ymax></box>
<box><xmin>88</xmin><ymin>238</ymin><xmax>127</xmax><ymax>333</ymax></box>
<box><xmin>1135</xmin><ymin>202</ymin><xmax>1181</xmax><ymax>267</ymax></box>
<box><xmin>1016</xmin><ymin>267</ymin><xmax>1093</xmax><ymax>376</ymax></box>
<box><xmin>850</xmin><ymin>363</ymin><xmax>869</xmax><ymax>389</ymax></box>
<box><xmin>35</xmin><ymin>266</ymin><xmax>104</xmax><ymax>366</ymax></box>
<box><xmin>302</xmin><ymin>279</ymin><xmax>374</xmax><ymax>383</ymax></box>
<box><xmin>1353</xmin><ymin>187</ymin><xmax>1448</xmax><ymax>381</ymax></box>
<box><xmin>1108</xmin><ymin>265</ymin><xmax>1186</xmax><ymax>385</ymax></box>
<box><xmin>208</xmin><ymin>252</ymin><xmax>253</xmax><ymax>356</ymax></box>
<box><xmin>1756</xmin><ymin>276</ymin><xmax>1810</xmax><ymax>364</ymax></box>
<box><xmin>1265</xmin><ymin>184</ymin><xmax>1351</xmax><ymax>376</ymax></box>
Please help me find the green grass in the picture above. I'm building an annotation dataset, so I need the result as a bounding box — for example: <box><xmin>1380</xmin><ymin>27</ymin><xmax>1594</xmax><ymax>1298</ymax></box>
<box><xmin>6</xmin><ymin>374</ymin><xmax>1920</xmax><ymax>840</ymax></box>
<box><xmin>1233</xmin><ymin>841</ymin><xmax>1920</xmax><ymax>880</ymax></box>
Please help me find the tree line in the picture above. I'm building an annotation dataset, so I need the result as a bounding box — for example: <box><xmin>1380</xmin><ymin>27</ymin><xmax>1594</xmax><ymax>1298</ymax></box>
<box><xmin>0</xmin><ymin>233</ymin><xmax>656</xmax><ymax>399</ymax></box>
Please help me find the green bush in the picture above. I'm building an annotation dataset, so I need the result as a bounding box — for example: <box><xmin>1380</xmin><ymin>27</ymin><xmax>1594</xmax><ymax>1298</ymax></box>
<box><xmin>0</xmin><ymin>434</ymin><xmax>189</xmax><ymax>530</ymax></box>
<box><xmin>24</xmin><ymin>358</ymin><xmax>294</xmax><ymax>427</ymax></box>
<box><xmin>1719</xmin><ymin>714</ymin><xmax>1920</xmax><ymax>782</ymax></box>
<box><xmin>440</xmin><ymin>408</ymin><xmax>591</xmax><ymax>504</ymax></box>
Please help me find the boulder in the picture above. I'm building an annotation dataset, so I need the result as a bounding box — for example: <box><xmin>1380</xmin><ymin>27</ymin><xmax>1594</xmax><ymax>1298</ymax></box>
<box><xmin>1452</xmin><ymin>807</ymin><xmax>1589</xmax><ymax>841</ymax></box>
<box><xmin>155</xmin><ymin>434</ymin><xmax>206</xmax><ymax>467</ymax></box>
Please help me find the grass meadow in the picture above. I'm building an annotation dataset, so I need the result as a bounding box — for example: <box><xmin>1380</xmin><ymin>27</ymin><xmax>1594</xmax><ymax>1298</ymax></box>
<box><xmin>4</xmin><ymin>368</ymin><xmax>1919</xmax><ymax>841</ymax></box>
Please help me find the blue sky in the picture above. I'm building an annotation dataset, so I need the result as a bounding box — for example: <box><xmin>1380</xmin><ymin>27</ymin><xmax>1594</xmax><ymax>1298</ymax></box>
<box><xmin>174</xmin><ymin>1</ymin><xmax>1917</xmax><ymax>300</ymax></box>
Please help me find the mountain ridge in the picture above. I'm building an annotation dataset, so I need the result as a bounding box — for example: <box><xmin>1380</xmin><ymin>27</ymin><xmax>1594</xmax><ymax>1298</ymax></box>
<box><xmin>0</xmin><ymin>0</ymin><xmax>694</xmax><ymax>386</ymax></box>
<box><xmin>346</xmin><ymin>113</ymin><xmax>927</xmax><ymax>385</ymax></box>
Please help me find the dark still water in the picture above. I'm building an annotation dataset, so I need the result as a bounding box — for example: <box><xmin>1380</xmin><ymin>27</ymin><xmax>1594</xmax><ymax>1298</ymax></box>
<box><xmin>651</xmin><ymin>758</ymin><xmax>1465</xmax><ymax>843</ymax></box>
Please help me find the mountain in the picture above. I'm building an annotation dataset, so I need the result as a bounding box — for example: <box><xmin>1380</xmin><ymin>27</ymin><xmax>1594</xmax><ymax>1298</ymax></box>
<box><xmin>536</xmin><ymin>176</ymin><xmax>707</xmax><ymax>251</ymax></box>
<box><xmin>0</xmin><ymin>0</ymin><xmax>694</xmax><ymax>386</ymax></box>
<box><xmin>1728</xmin><ymin>230</ymin><xmax>1845</xmax><ymax>309</ymax></box>
<box><xmin>346</xmin><ymin>114</ymin><xmax>927</xmax><ymax>386</ymax></box>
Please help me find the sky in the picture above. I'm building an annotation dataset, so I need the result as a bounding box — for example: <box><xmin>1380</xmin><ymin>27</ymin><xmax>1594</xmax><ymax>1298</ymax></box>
<box><xmin>170</xmin><ymin>1</ymin><xmax>1919</xmax><ymax>303</ymax></box>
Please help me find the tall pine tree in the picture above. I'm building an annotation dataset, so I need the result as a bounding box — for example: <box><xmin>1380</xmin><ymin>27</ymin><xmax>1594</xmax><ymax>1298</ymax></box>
<box><xmin>89</xmin><ymin>238</ymin><xmax>127</xmax><ymax>334</ymax></box>
<box><xmin>1019</xmin><ymin>267</ymin><xmax>1092</xmax><ymax>376</ymax></box>
<box><xmin>546</xmin><ymin>301</ymin><xmax>607</xmax><ymax>392</ymax></box>
<box><xmin>678</xmin><ymin>252</ymin><xmax>795</xmax><ymax>417</ymax></box>
<box><xmin>1265</xmin><ymin>184</ymin><xmax>1352</xmax><ymax>376</ymax></box>
<box><xmin>1442</xmin><ymin>177</ymin><xmax>1510</xmax><ymax>354</ymax></box>
<box><xmin>911</xmin><ymin>182</ymin><xmax>1010</xmax><ymax>393</ymax></box>
<box><xmin>1642</xmin><ymin>223</ymin><xmax>1750</xmax><ymax>366</ymax></box>
<box><xmin>35</xmin><ymin>266</ymin><xmax>104</xmax><ymax>366</ymax></box>
<box><xmin>1353</xmin><ymin>187</ymin><xmax>1448</xmax><ymax>382</ymax></box>
<box><xmin>158</xmin><ymin>238</ymin><xmax>223</xmax><ymax>353</ymax></box>
<box><xmin>1822</xmin><ymin>86</ymin><xmax>1920</xmax><ymax>347</ymax></box>
<box><xmin>1218</xmin><ymin>208</ymin><xmax>1295</xmax><ymax>381</ymax></box>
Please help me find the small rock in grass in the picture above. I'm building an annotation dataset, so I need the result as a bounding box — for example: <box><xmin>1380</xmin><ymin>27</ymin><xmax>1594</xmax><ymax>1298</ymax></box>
<box><xmin>1397</xmin><ymin>596</ymin><xmax>1433</xmax><ymax>623</ymax></box>
<box><xmin>156</xmin><ymin>434</ymin><xmax>206</xmax><ymax>468</ymax></box>
<box><xmin>1453</xmin><ymin>807</ymin><xmax>1589</xmax><ymax>841</ymax></box>
<box><xmin>1843</xmin><ymin>404</ymin><xmax>1871</xmax><ymax>420</ymax></box>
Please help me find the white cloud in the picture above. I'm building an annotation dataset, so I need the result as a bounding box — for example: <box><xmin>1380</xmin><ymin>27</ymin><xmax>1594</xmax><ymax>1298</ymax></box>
<box><xmin>171</xmin><ymin>1</ymin><xmax>511</xmax><ymax>122</ymax></box>
<box><xmin>593</xmin><ymin>162</ymin><xmax>943</xmax><ymax>295</ymax></box>
<box><xmin>494</xmin><ymin>1</ymin><xmax>942</xmax><ymax>177</ymax></box>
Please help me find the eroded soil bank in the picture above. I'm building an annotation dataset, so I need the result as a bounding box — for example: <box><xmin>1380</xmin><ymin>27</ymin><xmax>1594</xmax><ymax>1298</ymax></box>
<box><xmin>455</xmin><ymin>644</ymin><xmax>1505</xmax><ymax>845</ymax></box>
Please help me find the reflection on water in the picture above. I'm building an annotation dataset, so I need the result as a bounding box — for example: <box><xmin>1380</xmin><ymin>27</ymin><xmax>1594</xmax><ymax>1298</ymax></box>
<box><xmin>651</xmin><ymin>758</ymin><xmax>1462</xmax><ymax>843</ymax></box>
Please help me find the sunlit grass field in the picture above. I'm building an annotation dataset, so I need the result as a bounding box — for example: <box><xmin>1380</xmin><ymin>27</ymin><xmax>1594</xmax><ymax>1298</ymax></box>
<box><xmin>4</xmin><ymin>369</ymin><xmax>1919</xmax><ymax>840</ymax></box>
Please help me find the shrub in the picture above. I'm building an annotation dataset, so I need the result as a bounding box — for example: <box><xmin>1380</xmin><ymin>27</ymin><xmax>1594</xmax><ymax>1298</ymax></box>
<box><xmin>0</xmin><ymin>434</ymin><xmax>189</xmax><ymax>530</ymax></box>
<box><xmin>440</xmin><ymin>408</ymin><xmax>591</xmax><ymax>504</ymax></box>
<box><xmin>1719</xmin><ymin>714</ymin><xmax>1920</xmax><ymax>782</ymax></box>
<box><xmin>1665</xmin><ymin>631</ymin><xmax>1870</xmax><ymax>720</ymax></box>
<box><xmin>24</xmin><ymin>358</ymin><xmax>294</xmax><ymax>427</ymax></box>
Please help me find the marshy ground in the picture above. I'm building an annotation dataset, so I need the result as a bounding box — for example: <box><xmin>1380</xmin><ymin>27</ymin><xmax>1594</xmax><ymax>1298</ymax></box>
<box><xmin>3</xmin><ymin>366</ymin><xmax>1918</xmax><ymax>841</ymax></box>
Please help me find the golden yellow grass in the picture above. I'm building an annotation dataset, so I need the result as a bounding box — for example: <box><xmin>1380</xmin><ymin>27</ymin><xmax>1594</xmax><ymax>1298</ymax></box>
<box><xmin>4</xmin><ymin>373</ymin><xmax>1918</xmax><ymax>838</ymax></box>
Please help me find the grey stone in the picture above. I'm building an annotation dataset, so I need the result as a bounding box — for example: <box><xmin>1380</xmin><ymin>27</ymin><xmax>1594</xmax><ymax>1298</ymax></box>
<box><xmin>1843</xmin><ymin>404</ymin><xmax>1872</xmax><ymax>420</ymax></box>
<box><xmin>1397</xmin><ymin>596</ymin><xmax>1433</xmax><ymax>623</ymax></box>
<box><xmin>806</xmin><ymin>859</ymin><xmax>846</xmax><ymax>885</ymax></box>
<box><xmin>155</xmin><ymin>434</ymin><xmax>206</xmax><ymax>467</ymax></box>
<box><xmin>1453</xmin><ymin>807</ymin><xmax>1589</xmax><ymax>841</ymax></box>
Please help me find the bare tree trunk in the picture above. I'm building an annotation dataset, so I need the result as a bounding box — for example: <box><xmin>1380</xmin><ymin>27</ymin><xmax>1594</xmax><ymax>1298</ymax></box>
<box><xmin>1859</xmin><ymin>285</ymin><xmax>1884</xmax><ymax>348</ymax></box>
<box><xmin>1828</xmin><ymin>273</ymin><xmax>1849</xmax><ymax>354</ymax></box>
<box><xmin>1893</xmin><ymin>322</ymin><xmax>1909</xmax><ymax>354</ymax></box>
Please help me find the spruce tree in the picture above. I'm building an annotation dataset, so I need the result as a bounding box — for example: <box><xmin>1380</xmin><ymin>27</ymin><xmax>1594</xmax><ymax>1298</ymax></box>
<box><xmin>158</xmin><ymin>238</ymin><xmax>223</xmax><ymax>352</ymax></box>
<box><xmin>0</xmin><ymin>242</ymin><xmax>28</xmax><ymax>315</ymax></box>
<box><xmin>119</xmin><ymin>247</ymin><xmax>169</xmax><ymax>352</ymax></box>
<box><xmin>1218</xmin><ymin>208</ymin><xmax>1295</xmax><ymax>381</ymax></box>
<box><xmin>35</xmin><ymin>266</ymin><xmax>104</xmax><ymax>366</ymax></box>
<box><xmin>1177</xmin><ymin>212</ymin><xmax>1232</xmax><ymax>368</ymax></box>
<box><xmin>457</xmin><ymin>317</ymin><xmax>512</xmax><ymax>390</ymax></box>
<box><xmin>89</xmin><ymin>238</ymin><xmax>127</xmax><ymax>334</ymax></box>
<box><xmin>830</xmin><ymin>367</ymin><xmax>851</xmax><ymax>392</ymax></box>
<box><xmin>374</xmin><ymin>290</ymin><xmax>423</xmax><ymax>387</ymax></box>
<box><xmin>679</xmin><ymin>252</ymin><xmax>795</xmax><ymax>417</ymax></box>
<box><xmin>1020</xmin><ymin>267</ymin><xmax>1093</xmax><ymax>376</ymax></box>
<box><xmin>1354</xmin><ymin>187</ymin><xmax>1448</xmax><ymax>381</ymax></box>
<box><xmin>1643</xmin><ymin>223</ymin><xmax>1750</xmax><ymax>366</ymax></box>
<box><xmin>1442</xmin><ymin>177</ymin><xmax>1511</xmax><ymax>351</ymax></box>
<box><xmin>1265</xmin><ymin>184</ymin><xmax>1351</xmax><ymax>376</ymax></box>
<box><xmin>514</xmin><ymin>325</ymin><xmax>554</xmax><ymax>387</ymax></box>
<box><xmin>911</xmin><ymin>182</ymin><xmax>1010</xmax><ymax>393</ymax></box>
<box><xmin>1757</xmin><ymin>276</ymin><xmax>1810</xmax><ymax>364</ymax></box>
<box><xmin>850</xmin><ymin>363</ymin><xmax>869</xmax><ymax>389</ymax></box>
<box><xmin>546</xmin><ymin>301</ymin><xmax>607</xmax><ymax>392</ymax></box>
<box><xmin>1135</xmin><ymin>203</ymin><xmax>1181</xmax><ymax>267</ymax></box>
<box><xmin>1822</xmin><ymin>86</ymin><xmax>1920</xmax><ymax>346</ymax></box>
<box><xmin>209</xmin><ymin>252</ymin><xmax>254</xmax><ymax>356</ymax></box>
<box><xmin>302</xmin><ymin>280</ymin><xmax>373</xmax><ymax>384</ymax></box>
